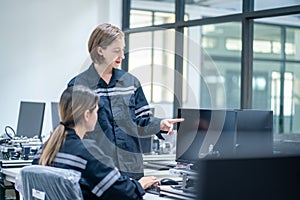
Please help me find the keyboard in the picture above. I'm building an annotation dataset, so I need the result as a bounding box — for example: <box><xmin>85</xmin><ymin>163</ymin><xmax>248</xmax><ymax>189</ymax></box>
<box><xmin>159</xmin><ymin>185</ymin><xmax>197</xmax><ymax>200</ymax></box>
<box><xmin>145</xmin><ymin>184</ymin><xmax>160</xmax><ymax>195</ymax></box>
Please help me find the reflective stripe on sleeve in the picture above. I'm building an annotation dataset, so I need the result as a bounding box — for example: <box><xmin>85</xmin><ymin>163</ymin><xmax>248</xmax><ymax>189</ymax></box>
<box><xmin>92</xmin><ymin>167</ymin><xmax>121</xmax><ymax>197</ymax></box>
<box><xmin>54</xmin><ymin>152</ymin><xmax>87</xmax><ymax>169</ymax></box>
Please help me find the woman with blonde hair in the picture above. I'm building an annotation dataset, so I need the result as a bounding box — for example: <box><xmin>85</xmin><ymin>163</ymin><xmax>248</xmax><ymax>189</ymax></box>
<box><xmin>68</xmin><ymin>23</ymin><xmax>184</xmax><ymax>179</ymax></box>
<box><xmin>32</xmin><ymin>85</ymin><xmax>159</xmax><ymax>199</ymax></box>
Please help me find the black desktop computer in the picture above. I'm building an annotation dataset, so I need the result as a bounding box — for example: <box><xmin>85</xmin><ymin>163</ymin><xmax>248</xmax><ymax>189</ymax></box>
<box><xmin>176</xmin><ymin>108</ymin><xmax>237</xmax><ymax>162</ymax></box>
<box><xmin>155</xmin><ymin>108</ymin><xmax>275</xmax><ymax>200</ymax></box>
<box><xmin>1</xmin><ymin>101</ymin><xmax>44</xmax><ymax>161</ymax></box>
<box><xmin>195</xmin><ymin>155</ymin><xmax>300</xmax><ymax>200</ymax></box>
<box><xmin>16</xmin><ymin>101</ymin><xmax>45</xmax><ymax>140</ymax></box>
<box><xmin>176</xmin><ymin>108</ymin><xmax>274</xmax><ymax>160</ymax></box>
<box><xmin>163</xmin><ymin>108</ymin><xmax>237</xmax><ymax>199</ymax></box>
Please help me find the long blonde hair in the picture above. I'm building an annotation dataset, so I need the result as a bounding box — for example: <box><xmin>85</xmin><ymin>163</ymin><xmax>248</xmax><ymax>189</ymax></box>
<box><xmin>88</xmin><ymin>23</ymin><xmax>124</xmax><ymax>64</ymax></box>
<box><xmin>39</xmin><ymin>85</ymin><xmax>99</xmax><ymax>166</ymax></box>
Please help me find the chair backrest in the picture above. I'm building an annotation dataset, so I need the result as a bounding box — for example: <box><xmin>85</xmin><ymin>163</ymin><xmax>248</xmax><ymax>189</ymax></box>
<box><xmin>16</xmin><ymin>165</ymin><xmax>83</xmax><ymax>200</ymax></box>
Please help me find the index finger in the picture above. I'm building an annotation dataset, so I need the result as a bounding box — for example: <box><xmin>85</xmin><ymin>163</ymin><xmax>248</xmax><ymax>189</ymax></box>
<box><xmin>169</xmin><ymin>118</ymin><xmax>184</xmax><ymax>123</ymax></box>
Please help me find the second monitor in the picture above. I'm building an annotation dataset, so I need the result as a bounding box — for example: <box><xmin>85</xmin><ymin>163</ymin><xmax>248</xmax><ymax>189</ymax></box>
<box><xmin>235</xmin><ymin>109</ymin><xmax>273</xmax><ymax>157</ymax></box>
<box><xmin>176</xmin><ymin>108</ymin><xmax>273</xmax><ymax>164</ymax></box>
<box><xmin>16</xmin><ymin>101</ymin><xmax>46</xmax><ymax>140</ymax></box>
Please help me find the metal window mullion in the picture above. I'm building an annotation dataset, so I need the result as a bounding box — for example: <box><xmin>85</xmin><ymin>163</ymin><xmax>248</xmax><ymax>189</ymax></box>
<box><xmin>122</xmin><ymin>0</ymin><xmax>131</xmax><ymax>72</ymax></box>
<box><xmin>173</xmin><ymin>0</ymin><xmax>185</xmax><ymax>117</ymax></box>
<box><xmin>279</xmin><ymin>27</ymin><xmax>286</xmax><ymax>133</ymax></box>
<box><xmin>241</xmin><ymin>0</ymin><xmax>254</xmax><ymax>109</ymax></box>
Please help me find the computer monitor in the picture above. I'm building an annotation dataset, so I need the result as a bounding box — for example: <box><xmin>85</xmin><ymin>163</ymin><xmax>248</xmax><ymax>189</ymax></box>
<box><xmin>51</xmin><ymin>102</ymin><xmax>60</xmax><ymax>130</ymax></box>
<box><xmin>16</xmin><ymin>101</ymin><xmax>45</xmax><ymax>139</ymax></box>
<box><xmin>196</xmin><ymin>155</ymin><xmax>300</xmax><ymax>200</ymax></box>
<box><xmin>235</xmin><ymin>109</ymin><xmax>273</xmax><ymax>157</ymax></box>
<box><xmin>176</xmin><ymin>108</ymin><xmax>236</xmax><ymax>164</ymax></box>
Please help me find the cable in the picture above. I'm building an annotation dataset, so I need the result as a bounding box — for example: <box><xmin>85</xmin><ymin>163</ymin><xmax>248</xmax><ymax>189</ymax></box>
<box><xmin>4</xmin><ymin>125</ymin><xmax>15</xmax><ymax>139</ymax></box>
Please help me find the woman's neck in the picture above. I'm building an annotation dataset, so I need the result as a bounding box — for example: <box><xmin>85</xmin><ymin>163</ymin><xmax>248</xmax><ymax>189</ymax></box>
<box><xmin>94</xmin><ymin>63</ymin><xmax>113</xmax><ymax>84</ymax></box>
<box><xmin>73</xmin><ymin>126</ymin><xmax>86</xmax><ymax>139</ymax></box>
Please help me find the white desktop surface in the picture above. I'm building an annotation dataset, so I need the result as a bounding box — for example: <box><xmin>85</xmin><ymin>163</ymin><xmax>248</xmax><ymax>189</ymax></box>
<box><xmin>2</xmin><ymin>167</ymin><xmax>21</xmax><ymax>183</ymax></box>
<box><xmin>144</xmin><ymin>192</ymin><xmax>175</xmax><ymax>200</ymax></box>
<box><xmin>1</xmin><ymin>167</ymin><xmax>23</xmax><ymax>200</ymax></box>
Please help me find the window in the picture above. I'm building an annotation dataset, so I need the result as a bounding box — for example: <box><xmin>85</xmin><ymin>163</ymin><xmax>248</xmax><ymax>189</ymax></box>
<box><xmin>124</xmin><ymin>0</ymin><xmax>300</xmax><ymax>134</ymax></box>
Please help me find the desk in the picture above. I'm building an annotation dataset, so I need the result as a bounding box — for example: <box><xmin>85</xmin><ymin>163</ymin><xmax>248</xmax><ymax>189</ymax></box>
<box><xmin>0</xmin><ymin>168</ymin><xmax>21</xmax><ymax>200</ymax></box>
<box><xmin>2</xmin><ymin>168</ymin><xmax>21</xmax><ymax>184</ymax></box>
<box><xmin>2</xmin><ymin>167</ymin><xmax>184</xmax><ymax>200</ymax></box>
<box><xmin>144</xmin><ymin>168</ymin><xmax>181</xmax><ymax>180</ymax></box>
<box><xmin>144</xmin><ymin>192</ymin><xmax>175</xmax><ymax>200</ymax></box>
<box><xmin>0</xmin><ymin>159</ymin><xmax>32</xmax><ymax>200</ymax></box>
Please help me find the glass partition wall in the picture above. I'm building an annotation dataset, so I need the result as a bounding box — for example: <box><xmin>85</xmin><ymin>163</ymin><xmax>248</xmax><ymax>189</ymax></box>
<box><xmin>122</xmin><ymin>0</ymin><xmax>300</xmax><ymax>135</ymax></box>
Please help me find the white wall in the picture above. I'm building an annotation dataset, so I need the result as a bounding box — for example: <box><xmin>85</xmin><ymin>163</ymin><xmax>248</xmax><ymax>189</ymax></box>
<box><xmin>0</xmin><ymin>0</ymin><xmax>122</xmax><ymax>139</ymax></box>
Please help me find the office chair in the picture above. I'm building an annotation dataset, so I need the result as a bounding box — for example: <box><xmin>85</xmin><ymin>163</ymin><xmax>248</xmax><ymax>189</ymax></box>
<box><xmin>15</xmin><ymin>165</ymin><xmax>83</xmax><ymax>200</ymax></box>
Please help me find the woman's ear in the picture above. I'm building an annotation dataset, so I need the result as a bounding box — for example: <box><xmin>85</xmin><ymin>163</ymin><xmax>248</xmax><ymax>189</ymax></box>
<box><xmin>84</xmin><ymin>110</ymin><xmax>90</xmax><ymax>122</ymax></box>
<box><xmin>97</xmin><ymin>46</ymin><xmax>103</xmax><ymax>56</ymax></box>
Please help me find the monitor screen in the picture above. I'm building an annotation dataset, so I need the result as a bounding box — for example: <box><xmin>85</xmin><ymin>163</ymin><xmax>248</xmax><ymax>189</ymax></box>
<box><xmin>235</xmin><ymin>109</ymin><xmax>273</xmax><ymax>157</ymax></box>
<box><xmin>51</xmin><ymin>102</ymin><xmax>60</xmax><ymax>130</ymax></box>
<box><xmin>16</xmin><ymin>101</ymin><xmax>45</xmax><ymax>139</ymax></box>
<box><xmin>176</xmin><ymin>108</ymin><xmax>236</xmax><ymax>164</ymax></box>
<box><xmin>196</xmin><ymin>155</ymin><xmax>299</xmax><ymax>200</ymax></box>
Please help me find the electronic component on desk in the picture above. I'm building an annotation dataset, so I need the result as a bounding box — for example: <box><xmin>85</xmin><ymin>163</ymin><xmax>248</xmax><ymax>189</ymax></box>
<box><xmin>10</xmin><ymin>136</ymin><xmax>42</xmax><ymax>146</ymax></box>
<box><xmin>0</xmin><ymin>139</ymin><xmax>41</xmax><ymax>160</ymax></box>
<box><xmin>1</xmin><ymin>146</ymin><xmax>16</xmax><ymax>160</ymax></box>
<box><xmin>0</xmin><ymin>138</ymin><xmax>10</xmax><ymax>145</ymax></box>
<box><xmin>169</xmin><ymin>164</ymin><xmax>197</xmax><ymax>178</ymax></box>
<box><xmin>168</xmin><ymin>167</ymin><xmax>197</xmax><ymax>193</ymax></box>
